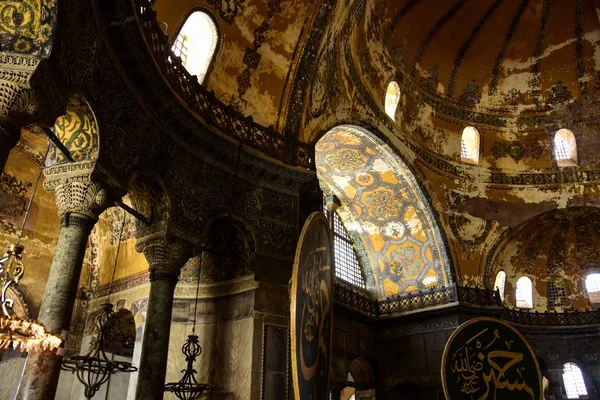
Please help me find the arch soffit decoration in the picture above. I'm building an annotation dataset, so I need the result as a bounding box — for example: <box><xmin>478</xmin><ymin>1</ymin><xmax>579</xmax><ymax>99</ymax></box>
<box><xmin>48</xmin><ymin>93</ymin><xmax>100</xmax><ymax>166</ymax></box>
<box><xmin>316</xmin><ymin>124</ymin><xmax>453</xmax><ymax>300</ymax></box>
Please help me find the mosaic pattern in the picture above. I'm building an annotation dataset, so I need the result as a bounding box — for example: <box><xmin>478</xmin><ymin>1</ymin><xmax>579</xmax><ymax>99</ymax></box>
<box><xmin>48</xmin><ymin>95</ymin><xmax>99</xmax><ymax>165</ymax></box>
<box><xmin>0</xmin><ymin>0</ymin><xmax>57</xmax><ymax>56</ymax></box>
<box><xmin>316</xmin><ymin>125</ymin><xmax>452</xmax><ymax>299</ymax></box>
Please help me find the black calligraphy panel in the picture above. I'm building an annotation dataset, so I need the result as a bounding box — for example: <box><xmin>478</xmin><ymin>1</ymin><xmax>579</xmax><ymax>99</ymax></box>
<box><xmin>290</xmin><ymin>212</ymin><xmax>333</xmax><ymax>400</ymax></box>
<box><xmin>441</xmin><ymin>317</ymin><xmax>542</xmax><ymax>400</ymax></box>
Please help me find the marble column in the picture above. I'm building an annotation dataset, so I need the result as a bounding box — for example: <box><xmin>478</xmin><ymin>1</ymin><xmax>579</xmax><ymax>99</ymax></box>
<box><xmin>16</xmin><ymin>161</ymin><xmax>111</xmax><ymax>400</ymax></box>
<box><xmin>135</xmin><ymin>233</ymin><xmax>191</xmax><ymax>400</ymax></box>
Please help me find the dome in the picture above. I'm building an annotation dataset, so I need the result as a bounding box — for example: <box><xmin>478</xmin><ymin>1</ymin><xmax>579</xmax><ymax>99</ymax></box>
<box><xmin>383</xmin><ymin>0</ymin><xmax>600</xmax><ymax>111</ymax></box>
<box><xmin>489</xmin><ymin>207</ymin><xmax>600</xmax><ymax>311</ymax></box>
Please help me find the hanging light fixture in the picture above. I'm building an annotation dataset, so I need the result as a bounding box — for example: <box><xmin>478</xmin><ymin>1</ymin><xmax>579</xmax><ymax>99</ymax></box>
<box><xmin>164</xmin><ymin>251</ymin><xmax>224</xmax><ymax>399</ymax></box>
<box><xmin>61</xmin><ymin>211</ymin><xmax>137</xmax><ymax>399</ymax></box>
<box><xmin>0</xmin><ymin>145</ymin><xmax>62</xmax><ymax>353</ymax></box>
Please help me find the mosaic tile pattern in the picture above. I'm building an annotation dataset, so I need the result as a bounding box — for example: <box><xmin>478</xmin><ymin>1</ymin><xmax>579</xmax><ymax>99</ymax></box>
<box><xmin>316</xmin><ymin>125</ymin><xmax>452</xmax><ymax>299</ymax></box>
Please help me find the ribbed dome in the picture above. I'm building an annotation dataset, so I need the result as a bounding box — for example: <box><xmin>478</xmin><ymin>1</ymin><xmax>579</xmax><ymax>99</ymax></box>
<box><xmin>384</xmin><ymin>0</ymin><xmax>600</xmax><ymax>110</ymax></box>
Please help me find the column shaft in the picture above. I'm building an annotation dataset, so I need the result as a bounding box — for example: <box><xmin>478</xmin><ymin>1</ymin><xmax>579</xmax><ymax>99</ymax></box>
<box><xmin>135</xmin><ymin>272</ymin><xmax>178</xmax><ymax>400</ymax></box>
<box><xmin>16</xmin><ymin>213</ymin><xmax>93</xmax><ymax>400</ymax></box>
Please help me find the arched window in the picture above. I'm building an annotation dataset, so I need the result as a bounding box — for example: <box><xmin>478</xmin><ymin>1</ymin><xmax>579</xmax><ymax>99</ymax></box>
<box><xmin>554</xmin><ymin>129</ymin><xmax>578</xmax><ymax>167</ymax></box>
<box><xmin>585</xmin><ymin>273</ymin><xmax>600</xmax><ymax>304</ymax></box>
<box><xmin>493</xmin><ymin>271</ymin><xmax>506</xmax><ymax>301</ymax></box>
<box><xmin>460</xmin><ymin>126</ymin><xmax>480</xmax><ymax>165</ymax></box>
<box><xmin>384</xmin><ymin>81</ymin><xmax>401</xmax><ymax>121</ymax></box>
<box><xmin>333</xmin><ymin>212</ymin><xmax>365</xmax><ymax>288</ymax></box>
<box><xmin>515</xmin><ymin>276</ymin><xmax>533</xmax><ymax>308</ymax></box>
<box><xmin>172</xmin><ymin>11</ymin><xmax>218</xmax><ymax>83</ymax></box>
<box><xmin>562</xmin><ymin>362</ymin><xmax>587</xmax><ymax>399</ymax></box>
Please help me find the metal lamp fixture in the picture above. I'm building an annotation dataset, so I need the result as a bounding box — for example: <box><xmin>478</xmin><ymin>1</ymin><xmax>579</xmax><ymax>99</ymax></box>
<box><xmin>0</xmin><ymin>146</ymin><xmax>62</xmax><ymax>353</ymax></box>
<box><xmin>61</xmin><ymin>212</ymin><xmax>137</xmax><ymax>399</ymax></box>
<box><xmin>164</xmin><ymin>252</ymin><xmax>224</xmax><ymax>399</ymax></box>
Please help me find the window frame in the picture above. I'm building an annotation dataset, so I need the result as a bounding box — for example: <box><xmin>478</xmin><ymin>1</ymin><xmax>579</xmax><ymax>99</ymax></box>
<box><xmin>562</xmin><ymin>362</ymin><xmax>588</xmax><ymax>399</ymax></box>
<box><xmin>169</xmin><ymin>7</ymin><xmax>222</xmax><ymax>85</ymax></box>
<box><xmin>493</xmin><ymin>270</ymin><xmax>506</xmax><ymax>301</ymax></box>
<box><xmin>332</xmin><ymin>212</ymin><xmax>366</xmax><ymax>288</ymax></box>
<box><xmin>515</xmin><ymin>276</ymin><xmax>533</xmax><ymax>309</ymax></box>
<box><xmin>384</xmin><ymin>81</ymin><xmax>401</xmax><ymax>121</ymax></box>
<box><xmin>460</xmin><ymin>126</ymin><xmax>481</xmax><ymax>165</ymax></box>
<box><xmin>554</xmin><ymin>128</ymin><xmax>578</xmax><ymax>167</ymax></box>
<box><xmin>585</xmin><ymin>272</ymin><xmax>600</xmax><ymax>305</ymax></box>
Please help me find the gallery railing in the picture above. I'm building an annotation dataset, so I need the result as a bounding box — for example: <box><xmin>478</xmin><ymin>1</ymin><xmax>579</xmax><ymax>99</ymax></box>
<box><xmin>334</xmin><ymin>281</ymin><xmax>600</xmax><ymax>327</ymax></box>
<box><xmin>135</xmin><ymin>0</ymin><xmax>313</xmax><ymax>168</ymax></box>
<box><xmin>502</xmin><ymin>308</ymin><xmax>600</xmax><ymax>327</ymax></box>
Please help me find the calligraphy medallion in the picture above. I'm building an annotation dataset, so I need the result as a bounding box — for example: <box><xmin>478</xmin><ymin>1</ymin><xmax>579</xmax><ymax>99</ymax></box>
<box><xmin>290</xmin><ymin>212</ymin><xmax>333</xmax><ymax>400</ymax></box>
<box><xmin>441</xmin><ymin>317</ymin><xmax>542</xmax><ymax>400</ymax></box>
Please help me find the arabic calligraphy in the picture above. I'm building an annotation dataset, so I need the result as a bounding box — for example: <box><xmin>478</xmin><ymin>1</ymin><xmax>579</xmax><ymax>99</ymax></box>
<box><xmin>442</xmin><ymin>318</ymin><xmax>542</xmax><ymax>400</ymax></box>
<box><xmin>300</xmin><ymin>246</ymin><xmax>331</xmax><ymax>381</ymax></box>
<box><xmin>291</xmin><ymin>212</ymin><xmax>333</xmax><ymax>400</ymax></box>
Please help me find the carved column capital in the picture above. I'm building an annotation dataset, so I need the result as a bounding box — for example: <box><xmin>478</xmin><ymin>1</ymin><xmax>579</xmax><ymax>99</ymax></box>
<box><xmin>0</xmin><ymin>52</ymin><xmax>42</xmax><ymax>118</ymax></box>
<box><xmin>44</xmin><ymin>161</ymin><xmax>113</xmax><ymax>221</ymax></box>
<box><xmin>136</xmin><ymin>226</ymin><xmax>193</xmax><ymax>279</ymax></box>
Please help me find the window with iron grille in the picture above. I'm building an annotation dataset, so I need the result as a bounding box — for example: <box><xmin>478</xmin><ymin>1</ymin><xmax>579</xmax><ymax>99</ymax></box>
<box><xmin>333</xmin><ymin>212</ymin><xmax>365</xmax><ymax>288</ymax></box>
<box><xmin>460</xmin><ymin>126</ymin><xmax>480</xmax><ymax>165</ymax></box>
<box><xmin>563</xmin><ymin>362</ymin><xmax>588</xmax><ymax>399</ymax></box>
<box><xmin>585</xmin><ymin>273</ymin><xmax>600</xmax><ymax>304</ymax></box>
<box><xmin>547</xmin><ymin>278</ymin><xmax>570</xmax><ymax>309</ymax></box>
<box><xmin>172</xmin><ymin>33</ymin><xmax>188</xmax><ymax>64</ymax></box>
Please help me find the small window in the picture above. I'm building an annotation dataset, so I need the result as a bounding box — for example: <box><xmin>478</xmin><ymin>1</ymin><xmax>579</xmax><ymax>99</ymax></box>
<box><xmin>563</xmin><ymin>362</ymin><xmax>587</xmax><ymax>399</ymax></box>
<box><xmin>554</xmin><ymin>129</ymin><xmax>577</xmax><ymax>167</ymax></box>
<box><xmin>460</xmin><ymin>126</ymin><xmax>480</xmax><ymax>165</ymax></box>
<box><xmin>171</xmin><ymin>11</ymin><xmax>218</xmax><ymax>83</ymax></box>
<box><xmin>515</xmin><ymin>276</ymin><xmax>533</xmax><ymax>309</ymax></box>
<box><xmin>547</xmin><ymin>278</ymin><xmax>570</xmax><ymax>309</ymax></box>
<box><xmin>493</xmin><ymin>271</ymin><xmax>506</xmax><ymax>301</ymax></box>
<box><xmin>385</xmin><ymin>81</ymin><xmax>401</xmax><ymax>121</ymax></box>
<box><xmin>585</xmin><ymin>273</ymin><xmax>600</xmax><ymax>304</ymax></box>
<box><xmin>333</xmin><ymin>212</ymin><xmax>365</xmax><ymax>288</ymax></box>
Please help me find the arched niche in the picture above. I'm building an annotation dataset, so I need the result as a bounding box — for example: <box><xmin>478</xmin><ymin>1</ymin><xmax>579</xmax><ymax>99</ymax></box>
<box><xmin>192</xmin><ymin>217</ymin><xmax>256</xmax><ymax>284</ymax></box>
<box><xmin>315</xmin><ymin>124</ymin><xmax>453</xmax><ymax>300</ymax></box>
<box><xmin>48</xmin><ymin>94</ymin><xmax>100</xmax><ymax>166</ymax></box>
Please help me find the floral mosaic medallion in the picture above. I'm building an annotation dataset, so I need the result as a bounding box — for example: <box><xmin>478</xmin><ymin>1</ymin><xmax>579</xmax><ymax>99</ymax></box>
<box><xmin>324</xmin><ymin>149</ymin><xmax>368</xmax><ymax>173</ymax></box>
<box><xmin>363</xmin><ymin>187</ymin><xmax>402</xmax><ymax>221</ymax></box>
<box><xmin>355</xmin><ymin>172</ymin><xmax>375</xmax><ymax>186</ymax></box>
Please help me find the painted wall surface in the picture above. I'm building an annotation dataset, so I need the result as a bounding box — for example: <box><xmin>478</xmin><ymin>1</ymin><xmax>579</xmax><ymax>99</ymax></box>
<box><xmin>154</xmin><ymin>0</ymin><xmax>313</xmax><ymax>128</ymax></box>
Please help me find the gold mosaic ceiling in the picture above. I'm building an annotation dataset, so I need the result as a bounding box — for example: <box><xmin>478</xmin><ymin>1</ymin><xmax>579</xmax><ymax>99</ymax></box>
<box><xmin>316</xmin><ymin>125</ymin><xmax>453</xmax><ymax>300</ymax></box>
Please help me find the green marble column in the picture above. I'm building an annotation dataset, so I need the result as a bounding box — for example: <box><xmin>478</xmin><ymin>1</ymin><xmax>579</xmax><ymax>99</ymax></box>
<box><xmin>16</xmin><ymin>162</ymin><xmax>111</xmax><ymax>400</ymax></box>
<box><xmin>134</xmin><ymin>235</ymin><xmax>191</xmax><ymax>400</ymax></box>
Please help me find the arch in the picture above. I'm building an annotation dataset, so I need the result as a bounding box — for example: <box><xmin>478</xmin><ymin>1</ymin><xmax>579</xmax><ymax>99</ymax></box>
<box><xmin>493</xmin><ymin>270</ymin><xmax>506</xmax><ymax>301</ymax></box>
<box><xmin>347</xmin><ymin>357</ymin><xmax>375</xmax><ymax>386</ymax></box>
<box><xmin>333</xmin><ymin>211</ymin><xmax>366</xmax><ymax>288</ymax></box>
<box><xmin>104</xmin><ymin>309</ymin><xmax>136</xmax><ymax>358</ymax></box>
<box><xmin>48</xmin><ymin>94</ymin><xmax>99</xmax><ymax>166</ymax></box>
<box><xmin>384</xmin><ymin>81</ymin><xmax>401</xmax><ymax>121</ymax></box>
<box><xmin>515</xmin><ymin>276</ymin><xmax>533</xmax><ymax>308</ymax></box>
<box><xmin>460</xmin><ymin>126</ymin><xmax>480</xmax><ymax>165</ymax></box>
<box><xmin>562</xmin><ymin>362</ymin><xmax>588</xmax><ymax>399</ymax></box>
<box><xmin>315</xmin><ymin>124</ymin><xmax>453</xmax><ymax>300</ymax></box>
<box><xmin>197</xmin><ymin>217</ymin><xmax>256</xmax><ymax>284</ymax></box>
<box><xmin>585</xmin><ymin>272</ymin><xmax>600</xmax><ymax>304</ymax></box>
<box><xmin>127</xmin><ymin>173</ymin><xmax>171</xmax><ymax>230</ymax></box>
<box><xmin>554</xmin><ymin>129</ymin><xmax>577</xmax><ymax>167</ymax></box>
<box><xmin>171</xmin><ymin>9</ymin><xmax>220</xmax><ymax>84</ymax></box>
